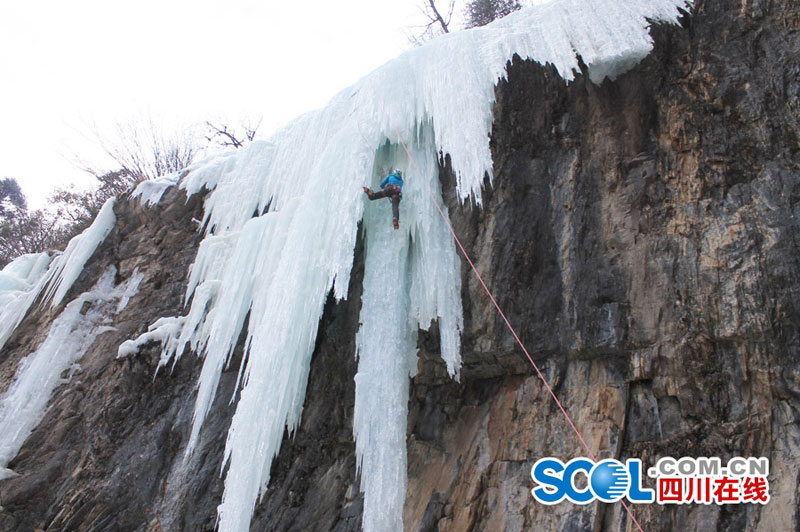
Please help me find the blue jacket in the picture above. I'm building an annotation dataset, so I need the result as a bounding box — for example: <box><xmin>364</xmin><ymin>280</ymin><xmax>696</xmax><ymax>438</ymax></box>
<box><xmin>381</xmin><ymin>173</ymin><xmax>403</xmax><ymax>189</ymax></box>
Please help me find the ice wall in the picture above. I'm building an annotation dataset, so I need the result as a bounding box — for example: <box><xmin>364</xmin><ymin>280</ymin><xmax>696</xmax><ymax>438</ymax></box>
<box><xmin>122</xmin><ymin>1</ymin><xmax>692</xmax><ymax>530</ymax></box>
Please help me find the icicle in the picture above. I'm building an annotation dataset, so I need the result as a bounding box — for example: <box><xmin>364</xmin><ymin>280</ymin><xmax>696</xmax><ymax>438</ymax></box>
<box><xmin>42</xmin><ymin>199</ymin><xmax>117</xmax><ymax>308</ymax></box>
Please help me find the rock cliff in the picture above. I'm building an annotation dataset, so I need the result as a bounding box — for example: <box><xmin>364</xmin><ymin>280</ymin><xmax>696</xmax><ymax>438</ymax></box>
<box><xmin>1</xmin><ymin>0</ymin><xmax>799</xmax><ymax>530</ymax></box>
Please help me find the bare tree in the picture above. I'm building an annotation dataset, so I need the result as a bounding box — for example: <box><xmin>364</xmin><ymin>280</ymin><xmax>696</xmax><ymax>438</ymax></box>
<box><xmin>0</xmin><ymin>205</ymin><xmax>67</xmax><ymax>266</ymax></box>
<box><xmin>50</xmin><ymin>169</ymin><xmax>136</xmax><ymax>226</ymax></box>
<box><xmin>0</xmin><ymin>115</ymin><xmax>261</xmax><ymax>267</ymax></box>
<box><xmin>409</xmin><ymin>0</ymin><xmax>456</xmax><ymax>45</ymax></box>
<box><xmin>204</xmin><ymin>118</ymin><xmax>261</xmax><ymax>149</ymax></box>
<box><xmin>77</xmin><ymin>116</ymin><xmax>200</xmax><ymax>183</ymax></box>
<box><xmin>0</xmin><ymin>172</ymin><xmax>137</xmax><ymax>266</ymax></box>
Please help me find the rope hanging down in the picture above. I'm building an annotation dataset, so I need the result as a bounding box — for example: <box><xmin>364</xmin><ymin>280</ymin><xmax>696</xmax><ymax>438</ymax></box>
<box><xmin>367</xmin><ymin>78</ymin><xmax>646</xmax><ymax>532</ymax></box>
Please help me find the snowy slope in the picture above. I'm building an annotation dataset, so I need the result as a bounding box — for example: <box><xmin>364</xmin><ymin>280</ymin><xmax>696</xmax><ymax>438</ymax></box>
<box><xmin>86</xmin><ymin>1</ymin><xmax>693</xmax><ymax>531</ymax></box>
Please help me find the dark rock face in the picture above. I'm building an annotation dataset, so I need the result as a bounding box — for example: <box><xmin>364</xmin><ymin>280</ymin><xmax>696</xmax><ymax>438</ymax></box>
<box><xmin>1</xmin><ymin>0</ymin><xmax>798</xmax><ymax>531</ymax></box>
<box><xmin>407</xmin><ymin>1</ymin><xmax>800</xmax><ymax>530</ymax></box>
<box><xmin>0</xmin><ymin>188</ymin><xmax>229</xmax><ymax>532</ymax></box>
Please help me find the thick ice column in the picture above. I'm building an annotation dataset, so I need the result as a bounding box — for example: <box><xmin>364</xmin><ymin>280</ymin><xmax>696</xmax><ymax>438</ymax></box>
<box><xmin>354</xmin><ymin>194</ymin><xmax>417</xmax><ymax>532</ymax></box>
<box><xmin>353</xmin><ymin>128</ymin><xmax>464</xmax><ymax>531</ymax></box>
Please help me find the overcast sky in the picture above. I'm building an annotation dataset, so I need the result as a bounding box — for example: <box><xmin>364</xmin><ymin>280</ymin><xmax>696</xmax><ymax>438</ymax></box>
<box><xmin>1</xmin><ymin>0</ymin><xmax>471</xmax><ymax>207</ymax></box>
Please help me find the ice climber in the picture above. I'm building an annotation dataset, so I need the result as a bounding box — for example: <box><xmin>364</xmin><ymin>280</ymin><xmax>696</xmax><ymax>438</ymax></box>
<box><xmin>363</xmin><ymin>169</ymin><xmax>404</xmax><ymax>230</ymax></box>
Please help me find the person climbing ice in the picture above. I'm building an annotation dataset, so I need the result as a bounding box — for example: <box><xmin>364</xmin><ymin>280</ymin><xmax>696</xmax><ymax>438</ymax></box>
<box><xmin>363</xmin><ymin>169</ymin><xmax>404</xmax><ymax>230</ymax></box>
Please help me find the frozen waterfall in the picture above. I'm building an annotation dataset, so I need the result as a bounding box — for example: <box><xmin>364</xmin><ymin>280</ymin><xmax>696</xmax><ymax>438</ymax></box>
<box><xmin>0</xmin><ymin>1</ymin><xmax>694</xmax><ymax>530</ymax></box>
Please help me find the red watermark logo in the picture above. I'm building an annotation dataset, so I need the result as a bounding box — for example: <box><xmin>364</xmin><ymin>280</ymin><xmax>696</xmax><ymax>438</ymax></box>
<box><xmin>530</xmin><ymin>456</ymin><xmax>770</xmax><ymax>506</ymax></box>
<box><xmin>648</xmin><ymin>457</ymin><xmax>770</xmax><ymax>505</ymax></box>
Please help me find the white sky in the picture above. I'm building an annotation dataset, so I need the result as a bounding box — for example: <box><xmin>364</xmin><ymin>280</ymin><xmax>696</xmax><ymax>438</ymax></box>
<box><xmin>0</xmin><ymin>0</ymin><xmax>466</xmax><ymax>208</ymax></box>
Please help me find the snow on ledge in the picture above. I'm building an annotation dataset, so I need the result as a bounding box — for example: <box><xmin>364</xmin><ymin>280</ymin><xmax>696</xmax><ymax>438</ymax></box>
<box><xmin>117</xmin><ymin>316</ymin><xmax>186</xmax><ymax>360</ymax></box>
<box><xmin>130</xmin><ymin>173</ymin><xmax>181</xmax><ymax>206</ymax></box>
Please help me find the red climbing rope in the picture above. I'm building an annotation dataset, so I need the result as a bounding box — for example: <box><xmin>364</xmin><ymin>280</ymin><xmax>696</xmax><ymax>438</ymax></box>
<box><xmin>368</xmin><ymin>78</ymin><xmax>646</xmax><ymax>532</ymax></box>
<box><xmin>394</xmin><ymin>131</ymin><xmax>647</xmax><ymax>532</ymax></box>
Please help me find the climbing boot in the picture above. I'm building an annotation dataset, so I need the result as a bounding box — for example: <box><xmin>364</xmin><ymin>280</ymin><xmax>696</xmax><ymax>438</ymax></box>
<box><xmin>393</xmin><ymin>219</ymin><xmax>399</xmax><ymax>230</ymax></box>
<box><xmin>363</xmin><ymin>187</ymin><xmax>373</xmax><ymax>198</ymax></box>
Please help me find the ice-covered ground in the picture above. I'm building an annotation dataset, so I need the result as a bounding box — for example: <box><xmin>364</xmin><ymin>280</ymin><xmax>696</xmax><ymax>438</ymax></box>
<box><xmin>0</xmin><ymin>1</ymin><xmax>692</xmax><ymax>530</ymax></box>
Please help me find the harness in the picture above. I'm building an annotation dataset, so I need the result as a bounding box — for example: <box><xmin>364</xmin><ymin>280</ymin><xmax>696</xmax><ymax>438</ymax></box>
<box><xmin>385</xmin><ymin>185</ymin><xmax>402</xmax><ymax>199</ymax></box>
